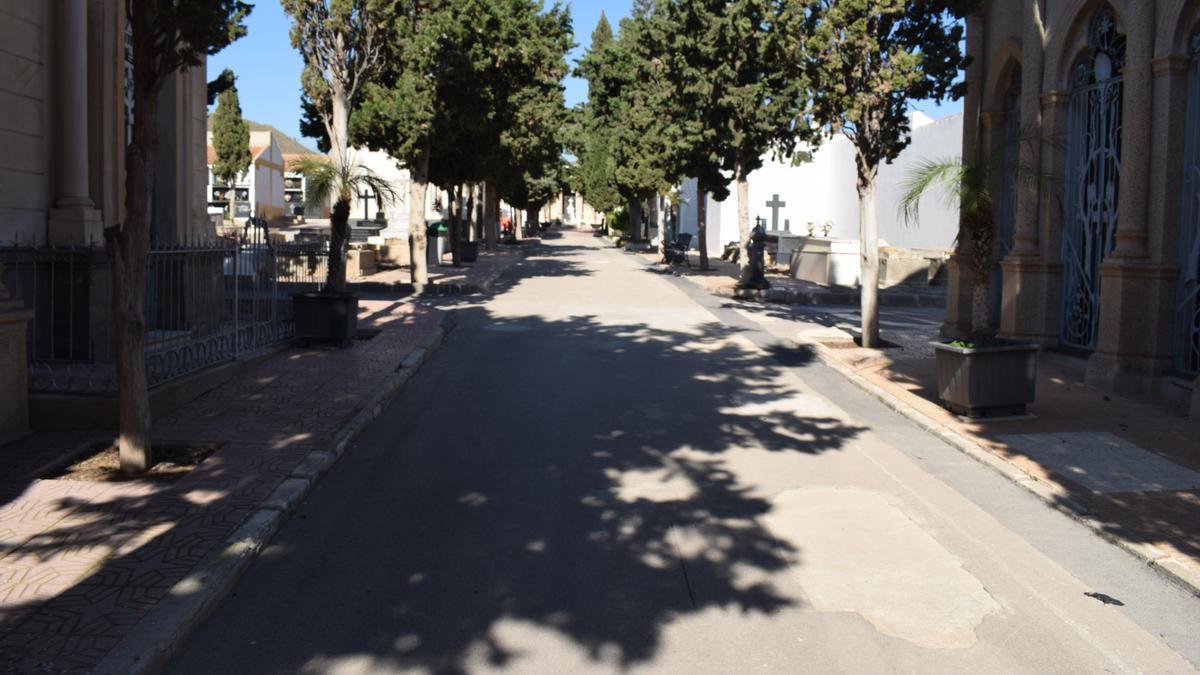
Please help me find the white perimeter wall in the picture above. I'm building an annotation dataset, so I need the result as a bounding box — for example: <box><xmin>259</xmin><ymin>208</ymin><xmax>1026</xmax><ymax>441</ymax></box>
<box><xmin>679</xmin><ymin>113</ymin><xmax>963</xmax><ymax>255</ymax></box>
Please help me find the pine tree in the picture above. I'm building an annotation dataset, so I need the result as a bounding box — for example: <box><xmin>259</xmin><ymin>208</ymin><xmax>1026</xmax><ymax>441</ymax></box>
<box><xmin>210</xmin><ymin>80</ymin><xmax>251</xmax><ymax>224</ymax></box>
<box><xmin>806</xmin><ymin>0</ymin><xmax>978</xmax><ymax>346</ymax></box>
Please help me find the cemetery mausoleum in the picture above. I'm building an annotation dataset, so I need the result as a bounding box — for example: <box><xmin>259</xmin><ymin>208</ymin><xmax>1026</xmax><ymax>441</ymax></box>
<box><xmin>947</xmin><ymin>0</ymin><xmax>1200</xmax><ymax>409</ymax></box>
<box><xmin>0</xmin><ymin>1</ymin><xmax>320</xmax><ymax>436</ymax></box>
<box><xmin>0</xmin><ymin>1</ymin><xmax>210</xmax><ymax>248</ymax></box>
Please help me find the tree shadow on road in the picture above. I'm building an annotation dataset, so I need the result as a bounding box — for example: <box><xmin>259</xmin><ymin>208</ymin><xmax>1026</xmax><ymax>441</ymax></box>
<box><xmin>166</xmin><ymin>301</ymin><xmax>867</xmax><ymax>674</ymax></box>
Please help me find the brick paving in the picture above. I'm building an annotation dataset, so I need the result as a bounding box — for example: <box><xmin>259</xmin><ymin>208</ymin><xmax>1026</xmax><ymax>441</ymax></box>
<box><xmin>717</xmin><ymin>298</ymin><xmax>1200</xmax><ymax>592</ymax></box>
<box><xmin>0</xmin><ymin>299</ymin><xmax>442</xmax><ymax>673</ymax></box>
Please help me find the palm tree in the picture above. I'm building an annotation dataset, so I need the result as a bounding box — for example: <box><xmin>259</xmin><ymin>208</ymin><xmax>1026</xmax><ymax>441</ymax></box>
<box><xmin>900</xmin><ymin>158</ymin><xmax>994</xmax><ymax>341</ymax></box>
<box><xmin>290</xmin><ymin>153</ymin><xmax>399</xmax><ymax>293</ymax></box>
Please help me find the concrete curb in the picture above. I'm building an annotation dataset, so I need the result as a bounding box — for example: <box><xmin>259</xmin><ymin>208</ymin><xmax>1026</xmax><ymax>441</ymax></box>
<box><xmin>793</xmin><ymin>335</ymin><xmax>1200</xmax><ymax>598</ymax></box>
<box><xmin>95</xmin><ymin>312</ymin><xmax>458</xmax><ymax>675</ymax></box>
<box><xmin>713</xmin><ymin>284</ymin><xmax>946</xmax><ymax>309</ymax></box>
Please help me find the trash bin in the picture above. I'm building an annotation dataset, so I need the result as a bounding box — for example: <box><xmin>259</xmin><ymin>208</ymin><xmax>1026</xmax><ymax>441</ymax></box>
<box><xmin>426</xmin><ymin>222</ymin><xmax>447</xmax><ymax>265</ymax></box>
<box><xmin>460</xmin><ymin>240</ymin><xmax>479</xmax><ymax>263</ymax></box>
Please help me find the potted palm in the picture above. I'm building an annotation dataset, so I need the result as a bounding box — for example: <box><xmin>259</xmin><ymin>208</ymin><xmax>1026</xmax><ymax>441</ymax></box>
<box><xmin>290</xmin><ymin>153</ymin><xmax>398</xmax><ymax>345</ymax></box>
<box><xmin>900</xmin><ymin>158</ymin><xmax>1038</xmax><ymax>418</ymax></box>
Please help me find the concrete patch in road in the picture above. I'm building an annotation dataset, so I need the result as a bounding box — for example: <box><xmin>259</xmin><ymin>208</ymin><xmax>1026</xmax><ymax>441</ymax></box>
<box><xmin>998</xmin><ymin>432</ymin><xmax>1200</xmax><ymax>493</ymax></box>
<box><xmin>764</xmin><ymin>487</ymin><xmax>1000</xmax><ymax>650</ymax></box>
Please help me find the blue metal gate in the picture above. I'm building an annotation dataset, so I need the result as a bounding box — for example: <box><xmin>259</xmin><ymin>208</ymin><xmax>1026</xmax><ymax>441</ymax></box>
<box><xmin>1060</xmin><ymin>9</ymin><xmax>1125</xmax><ymax>350</ymax></box>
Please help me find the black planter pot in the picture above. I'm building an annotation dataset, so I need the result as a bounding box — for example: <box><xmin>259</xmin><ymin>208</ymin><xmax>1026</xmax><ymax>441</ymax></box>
<box><xmin>292</xmin><ymin>292</ymin><xmax>359</xmax><ymax>346</ymax></box>
<box><xmin>460</xmin><ymin>241</ymin><xmax>479</xmax><ymax>263</ymax></box>
<box><xmin>931</xmin><ymin>340</ymin><xmax>1039</xmax><ymax>418</ymax></box>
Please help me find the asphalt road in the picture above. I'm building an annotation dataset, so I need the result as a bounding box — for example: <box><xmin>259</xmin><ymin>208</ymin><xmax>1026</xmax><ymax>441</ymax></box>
<box><xmin>170</xmin><ymin>232</ymin><xmax>1200</xmax><ymax>674</ymax></box>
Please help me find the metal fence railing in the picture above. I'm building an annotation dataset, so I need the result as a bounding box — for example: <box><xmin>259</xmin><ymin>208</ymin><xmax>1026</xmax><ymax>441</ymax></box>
<box><xmin>1</xmin><ymin>230</ymin><xmax>328</xmax><ymax>393</ymax></box>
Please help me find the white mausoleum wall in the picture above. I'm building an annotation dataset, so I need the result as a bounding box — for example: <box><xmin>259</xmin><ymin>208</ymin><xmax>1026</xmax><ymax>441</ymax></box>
<box><xmin>679</xmin><ymin>113</ymin><xmax>963</xmax><ymax>255</ymax></box>
<box><xmin>349</xmin><ymin>147</ymin><xmax>414</xmax><ymax>237</ymax></box>
<box><xmin>0</xmin><ymin>1</ymin><xmax>51</xmax><ymax>244</ymax></box>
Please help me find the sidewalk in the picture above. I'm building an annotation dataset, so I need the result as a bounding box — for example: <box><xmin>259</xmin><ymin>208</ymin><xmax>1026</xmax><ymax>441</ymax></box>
<box><xmin>351</xmin><ymin>246</ymin><xmax>524</xmax><ymax>294</ymax></box>
<box><xmin>0</xmin><ymin>300</ymin><xmax>448</xmax><ymax>673</ymax></box>
<box><xmin>635</xmin><ymin>250</ymin><xmax>946</xmax><ymax>307</ymax></box>
<box><xmin>706</xmin><ymin>295</ymin><xmax>1200</xmax><ymax>594</ymax></box>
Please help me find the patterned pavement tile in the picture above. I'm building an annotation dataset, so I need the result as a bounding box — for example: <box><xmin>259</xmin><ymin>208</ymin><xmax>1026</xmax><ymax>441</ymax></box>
<box><xmin>0</xmin><ymin>300</ymin><xmax>444</xmax><ymax>671</ymax></box>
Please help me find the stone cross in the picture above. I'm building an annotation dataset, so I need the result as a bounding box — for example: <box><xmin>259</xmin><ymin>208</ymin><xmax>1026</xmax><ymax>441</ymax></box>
<box><xmin>766</xmin><ymin>194</ymin><xmax>786</xmax><ymax>231</ymax></box>
<box><xmin>358</xmin><ymin>190</ymin><xmax>373</xmax><ymax>220</ymax></box>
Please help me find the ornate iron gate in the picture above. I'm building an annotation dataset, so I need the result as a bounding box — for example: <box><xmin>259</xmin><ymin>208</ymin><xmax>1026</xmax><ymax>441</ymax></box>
<box><xmin>1060</xmin><ymin>9</ymin><xmax>1125</xmax><ymax>350</ymax></box>
<box><xmin>1175</xmin><ymin>34</ymin><xmax>1200</xmax><ymax>375</ymax></box>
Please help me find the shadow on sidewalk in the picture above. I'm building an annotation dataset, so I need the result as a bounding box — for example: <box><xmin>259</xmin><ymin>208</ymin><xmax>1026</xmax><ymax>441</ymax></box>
<box><xmin>0</xmin><ymin>301</ymin><xmax>444</xmax><ymax>672</ymax></box>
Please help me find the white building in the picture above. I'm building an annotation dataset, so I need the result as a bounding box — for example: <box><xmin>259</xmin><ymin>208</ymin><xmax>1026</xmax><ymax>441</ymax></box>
<box><xmin>678</xmin><ymin>112</ymin><xmax>964</xmax><ymax>257</ymax></box>
<box><xmin>205</xmin><ymin>128</ymin><xmax>288</xmax><ymax>223</ymax></box>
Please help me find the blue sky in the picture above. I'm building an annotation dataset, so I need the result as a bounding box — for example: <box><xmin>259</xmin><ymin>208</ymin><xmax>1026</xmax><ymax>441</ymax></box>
<box><xmin>208</xmin><ymin>0</ymin><xmax>960</xmax><ymax>150</ymax></box>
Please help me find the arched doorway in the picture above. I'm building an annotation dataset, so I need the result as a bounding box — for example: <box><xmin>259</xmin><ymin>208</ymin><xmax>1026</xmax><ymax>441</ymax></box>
<box><xmin>1175</xmin><ymin>33</ymin><xmax>1200</xmax><ymax>375</ymax></box>
<box><xmin>1059</xmin><ymin>7</ymin><xmax>1126</xmax><ymax>350</ymax></box>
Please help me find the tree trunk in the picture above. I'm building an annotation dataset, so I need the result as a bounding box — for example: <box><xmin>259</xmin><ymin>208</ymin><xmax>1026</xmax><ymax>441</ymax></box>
<box><xmin>449</xmin><ymin>184</ymin><xmax>461</xmax><ymax>267</ymax></box>
<box><xmin>649</xmin><ymin>194</ymin><xmax>660</xmax><ymax>252</ymax></box>
<box><xmin>526</xmin><ymin>207</ymin><xmax>538</xmax><ymax>236</ymax></box>
<box><xmin>409</xmin><ymin>154</ymin><xmax>430</xmax><ymax>286</ymax></box>
<box><xmin>484</xmin><ymin>183</ymin><xmax>498</xmax><ymax>250</ymax></box>
<box><xmin>858</xmin><ymin>173</ymin><xmax>881</xmax><ymax>348</ymax></box>
<box><xmin>330</xmin><ymin>89</ymin><xmax>349</xmax><ymax>159</ymax></box>
<box><xmin>466</xmin><ymin>184</ymin><xmax>477</xmax><ymax>242</ymax></box>
<box><xmin>512</xmin><ymin>207</ymin><xmax>522</xmax><ymax>242</ymax></box>
<box><xmin>109</xmin><ymin>80</ymin><xmax>158</xmax><ymax>473</ymax></box>
<box><xmin>642</xmin><ymin>199</ymin><xmax>651</xmax><ymax>241</ymax></box>
<box><xmin>627</xmin><ymin>198</ymin><xmax>642</xmax><ymax>242</ymax></box>
<box><xmin>661</xmin><ymin>194</ymin><xmax>669</xmax><ymax>243</ymax></box>
<box><xmin>227</xmin><ymin>184</ymin><xmax>236</xmax><ymax>227</ymax></box>
<box><xmin>697</xmin><ymin>181</ymin><xmax>709</xmax><ymax>270</ymax></box>
<box><xmin>736</xmin><ymin>161</ymin><xmax>753</xmax><ymax>284</ymax></box>
<box><xmin>327</xmin><ymin>197</ymin><xmax>351</xmax><ymax>292</ymax></box>
<box><xmin>970</xmin><ymin>281</ymin><xmax>989</xmax><ymax>340</ymax></box>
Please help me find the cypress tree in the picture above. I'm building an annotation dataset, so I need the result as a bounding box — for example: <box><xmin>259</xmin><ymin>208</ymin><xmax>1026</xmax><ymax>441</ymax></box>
<box><xmin>210</xmin><ymin>79</ymin><xmax>252</xmax><ymax>224</ymax></box>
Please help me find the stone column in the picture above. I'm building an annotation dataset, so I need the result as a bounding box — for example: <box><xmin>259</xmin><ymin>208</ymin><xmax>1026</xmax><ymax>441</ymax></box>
<box><xmin>999</xmin><ymin>1</ymin><xmax>1061</xmax><ymax>345</ymax></box>
<box><xmin>1000</xmin><ymin>90</ymin><xmax>1066</xmax><ymax>344</ymax></box>
<box><xmin>1109</xmin><ymin>5</ymin><xmax>1153</xmax><ymax>259</ymax></box>
<box><xmin>1191</xmin><ymin>377</ymin><xmax>1200</xmax><ymax>430</ymax></box>
<box><xmin>1086</xmin><ymin>21</ymin><xmax>1186</xmax><ymax>394</ymax></box>
<box><xmin>1009</xmin><ymin>0</ymin><xmax>1045</xmax><ymax>258</ymax></box>
<box><xmin>0</xmin><ymin>272</ymin><xmax>35</xmax><ymax>446</ymax></box>
<box><xmin>48</xmin><ymin>0</ymin><xmax>103</xmax><ymax>245</ymax></box>
<box><xmin>942</xmin><ymin>12</ymin><xmax>986</xmax><ymax>339</ymax></box>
